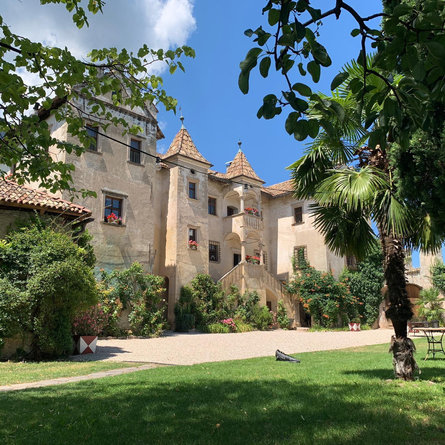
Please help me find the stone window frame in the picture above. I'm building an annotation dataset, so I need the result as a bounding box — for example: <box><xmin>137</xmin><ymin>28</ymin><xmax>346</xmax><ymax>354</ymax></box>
<box><xmin>188</xmin><ymin>180</ymin><xmax>198</xmax><ymax>200</ymax></box>
<box><xmin>208</xmin><ymin>196</ymin><xmax>217</xmax><ymax>215</ymax></box>
<box><xmin>85</xmin><ymin>122</ymin><xmax>101</xmax><ymax>153</ymax></box>
<box><xmin>293</xmin><ymin>206</ymin><xmax>303</xmax><ymax>225</ymax></box>
<box><xmin>188</xmin><ymin>227</ymin><xmax>197</xmax><ymax>243</ymax></box>
<box><xmin>129</xmin><ymin>138</ymin><xmax>142</xmax><ymax>165</ymax></box>
<box><xmin>102</xmin><ymin>189</ymin><xmax>128</xmax><ymax>226</ymax></box>
<box><xmin>209</xmin><ymin>241</ymin><xmax>221</xmax><ymax>263</ymax></box>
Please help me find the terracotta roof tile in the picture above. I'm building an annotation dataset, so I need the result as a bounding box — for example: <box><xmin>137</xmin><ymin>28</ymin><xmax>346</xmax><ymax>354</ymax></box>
<box><xmin>226</xmin><ymin>150</ymin><xmax>264</xmax><ymax>183</ymax></box>
<box><xmin>262</xmin><ymin>179</ymin><xmax>294</xmax><ymax>197</ymax></box>
<box><xmin>0</xmin><ymin>178</ymin><xmax>92</xmax><ymax>216</ymax></box>
<box><xmin>163</xmin><ymin>128</ymin><xmax>211</xmax><ymax>166</ymax></box>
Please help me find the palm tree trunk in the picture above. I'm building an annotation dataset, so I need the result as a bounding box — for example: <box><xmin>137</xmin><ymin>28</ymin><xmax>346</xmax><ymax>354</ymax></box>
<box><xmin>380</xmin><ymin>234</ymin><xmax>418</xmax><ymax>380</ymax></box>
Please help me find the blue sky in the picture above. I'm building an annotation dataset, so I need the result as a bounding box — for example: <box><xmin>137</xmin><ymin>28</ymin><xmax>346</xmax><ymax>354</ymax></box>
<box><xmin>158</xmin><ymin>0</ymin><xmax>383</xmax><ymax>186</ymax></box>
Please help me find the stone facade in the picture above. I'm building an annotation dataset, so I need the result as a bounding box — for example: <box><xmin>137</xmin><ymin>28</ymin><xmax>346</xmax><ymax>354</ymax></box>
<box><xmin>40</xmin><ymin>96</ymin><xmax>394</xmax><ymax>326</ymax></box>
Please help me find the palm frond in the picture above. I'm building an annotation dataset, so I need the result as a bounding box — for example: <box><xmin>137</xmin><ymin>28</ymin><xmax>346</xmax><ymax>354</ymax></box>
<box><xmin>310</xmin><ymin>204</ymin><xmax>376</xmax><ymax>259</ymax></box>
<box><xmin>406</xmin><ymin>214</ymin><xmax>445</xmax><ymax>254</ymax></box>
<box><xmin>314</xmin><ymin>167</ymin><xmax>388</xmax><ymax>213</ymax></box>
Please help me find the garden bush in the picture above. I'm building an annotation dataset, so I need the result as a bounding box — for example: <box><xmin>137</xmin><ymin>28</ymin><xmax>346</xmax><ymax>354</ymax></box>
<box><xmin>286</xmin><ymin>266</ymin><xmax>359</xmax><ymax>328</ymax></box>
<box><xmin>252</xmin><ymin>306</ymin><xmax>274</xmax><ymax>330</ymax></box>
<box><xmin>277</xmin><ymin>299</ymin><xmax>290</xmax><ymax>329</ymax></box>
<box><xmin>98</xmin><ymin>263</ymin><xmax>167</xmax><ymax>337</ymax></box>
<box><xmin>431</xmin><ymin>261</ymin><xmax>445</xmax><ymax>294</ymax></box>
<box><xmin>0</xmin><ymin>223</ymin><xmax>97</xmax><ymax>358</ymax></box>
<box><xmin>339</xmin><ymin>243</ymin><xmax>384</xmax><ymax>326</ymax></box>
<box><xmin>417</xmin><ymin>288</ymin><xmax>445</xmax><ymax>325</ymax></box>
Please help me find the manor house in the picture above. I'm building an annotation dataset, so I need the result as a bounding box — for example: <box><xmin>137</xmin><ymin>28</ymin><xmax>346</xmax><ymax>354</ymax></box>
<box><xmin>40</xmin><ymin>91</ymin><xmax>353</xmax><ymax>326</ymax></box>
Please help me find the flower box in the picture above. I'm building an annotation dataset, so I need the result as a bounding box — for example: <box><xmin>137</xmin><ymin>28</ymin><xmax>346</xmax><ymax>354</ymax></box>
<box><xmin>244</xmin><ymin>207</ymin><xmax>260</xmax><ymax>217</ymax></box>
<box><xmin>105</xmin><ymin>213</ymin><xmax>122</xmax><ymax>225</ymax></box>
<box><xmin>188</xmin><ymin>240</ymin><xmax>198</xmax><ymax>250</ymax></box>
<box><xmin>246</xmin><ymin>255</ymin><xmax>260</xmax><ymax>265</ymax></box>
<box><xmin>348</xmin><ymin>322</ymin><xmax>361</xmax><ymax>331</ymax></box>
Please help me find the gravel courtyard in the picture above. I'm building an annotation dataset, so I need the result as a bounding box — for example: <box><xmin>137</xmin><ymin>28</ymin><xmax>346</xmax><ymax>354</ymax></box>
<box><xmin>73</xmin><ymin>329</ymin><xmax>395</xmax><ymax>365</ymax></box>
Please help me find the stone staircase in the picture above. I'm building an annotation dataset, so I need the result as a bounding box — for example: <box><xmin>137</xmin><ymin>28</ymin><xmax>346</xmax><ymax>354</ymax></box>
<box><xmin>218</xmin><ymin>263</ymin><xmax>299</xmax><ymax>325</ymax></box>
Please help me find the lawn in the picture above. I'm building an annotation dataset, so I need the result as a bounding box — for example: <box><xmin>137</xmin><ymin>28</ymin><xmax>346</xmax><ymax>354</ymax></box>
<box><xmin>0</xmin><ymin>360</ymin><xmax>138</xmax><ymax>386</ymax></box>
<box><xmin>0</xmin><ymin>339</ymin><xmax>444</xmax><ymax>445</ymax></box>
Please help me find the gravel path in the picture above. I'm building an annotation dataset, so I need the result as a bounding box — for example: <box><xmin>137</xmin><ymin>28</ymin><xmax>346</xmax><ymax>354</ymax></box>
<box><xmin>72</xmin><ymin>328</ymin><xmax>394</xmax><ymax>365</ymax></box>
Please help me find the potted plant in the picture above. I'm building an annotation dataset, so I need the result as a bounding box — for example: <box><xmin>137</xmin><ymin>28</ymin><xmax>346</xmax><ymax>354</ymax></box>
<box><xmin>72</xmin><ymin>304</ymin><xmax>109</xmax><ymax>354</ymax></box>
<box><xmin>105</xmin><ymin>213</ymin><xmax>122</xmax><ymax>225</ymax></box>
<box><xmin>188</xmin><ymin>240</ymin><xmax>198</xmax><ymax>250</ymax></box>
<box><xmin>418</xmin><ymin>288</ymin><xmax>445</xmax><ymax>328</ymax></box>
<box><xmin>246</xmin><ymin>255</ymin><xmax>260</xmax><ymax>265</ymax></box>
<box><xmin>244</xmin><ymin>207</ymin><xmax>260</xmax><ymax>217</ymax></box>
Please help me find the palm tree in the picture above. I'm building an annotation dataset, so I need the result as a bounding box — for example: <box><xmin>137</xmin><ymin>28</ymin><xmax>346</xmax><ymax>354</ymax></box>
<box><xmin>290</xmin><ymin>58</ymin><xmax>443</xmax><ymax>380</ymax></box>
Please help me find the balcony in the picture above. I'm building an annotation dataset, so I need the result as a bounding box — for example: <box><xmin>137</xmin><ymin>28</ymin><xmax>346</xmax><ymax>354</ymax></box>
<box><xmin>223</xmin><ymin>212</ymin><xmax>264</xmax><ymax>235</ymax></box>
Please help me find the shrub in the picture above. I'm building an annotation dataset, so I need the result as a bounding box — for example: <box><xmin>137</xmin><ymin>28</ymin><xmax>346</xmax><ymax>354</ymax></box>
<box><xmin>234</xmin><ymin>319</ymin><xmax>254</xmax><ymax>332</ymax></box>
<box><xmin>418</xmin><ymin>288</ymin><xmax>445</xmax><ymax>324</ymax></box>
<box><xmin>277</xmin><ymin>300</ymin><xmax>290</xmax><ymax>329</ymax></box>
<box><xmin>253</xmin><ymin>306</ymin><xmax>274</xmax><ymax>330</ymax></box>
<box><xmin>235</xmin><ymin>291</ymin><xmax>260</xmax><ymax>324</ymax></box>
<box><xmin>339</xmin><ymin>243</ymin><xmax>384</xmax><ymax>326</ymax></box>
<box><xmin>72</xmin><ymin>304</ymin><xmax>110</xmax><ymax>336</ymax></box>
<box><xmin>205</xmin><ymin>323</ymin><xmax>231</xmax><ymax>334</ymax></box>
<box><xmin>99</xmin><ymin>263</ymin><xmax>167</xmax><ymax>337</ymax></box>
<box><xmin>431</xmin><ymin>261</ymin><xmax>445</xmax><ymax>294</ymax></box>
<box><xmin>0</xmin><ymin>224</ymin><xmax>97</xmax><ymax>358</ymax></box>
<box><xmin>0</xmin><ymin>278</ymin><xmax>29</xmax><ymax>351</ymax></box>
<box><xmin>286</xmin><ymin>266</ymin><xmax>359</xmax><ymax>328</ymax></box>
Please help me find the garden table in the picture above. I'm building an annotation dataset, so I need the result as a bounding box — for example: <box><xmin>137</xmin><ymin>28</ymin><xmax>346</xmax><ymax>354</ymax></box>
<box><xmin>421</xmin><ymin>328</ymin><xmax>445</xmax><ymax>360</ymax></box>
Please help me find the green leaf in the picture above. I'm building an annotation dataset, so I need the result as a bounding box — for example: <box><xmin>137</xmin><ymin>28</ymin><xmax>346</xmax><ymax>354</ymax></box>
<box><xmin>244</xmin><ymin>29</ymin><xmax>254</xmax><ymax>37</ymax></box>
<box><xmin>298</xmin><ymin>62</ymin><xmax>306</xmax><ymax>76</ymax></box>
<box><xmin>330</xmin><ymin>72</ymin><xmax>349</xmax><ymax>90</ymax></box>
<box><xmin>293</xmin><ymin>119</ymin><xmax>308</xmax><ymax>141</ymax></box>
<box><xmin>307</xmin><ymin>119</ymin><xmax>320</xmax><ymax>138</ymax></box>
<box><xmin>392</xmin><ymin>4</ymin><xmax>412</xmax><ymax>17</ymax></box>
<box><xmin>311</xmin><ymin>43</ymin><xmax>331</xmax><ymax>67</ymax></box>
<box><xmin>350</xmin><ymin>29</ymin><xmax>361</xmax><ymax>37</ymax></box>
<box><xmin>259</xmin><ymin>57</ymin><xmax>271</xmax><ymax>78</ymax></box>
<box><xmin>268</xmin><ymin>9</ymin><xmax>280</xmax><ymax>26</ymax></box>
<box><xmin>426</xmin><ymin>41</ymin><xmax>445</xmax><ymax>60</ymax></box>
<box><xmin>292</xmin><ymin>83</ymin><xmax>312</xmax><ymax>97</ymax></box>
<box><xmin>307</xmin><ymin>61</ymin><xmax>320</xmax><ymax>83</ymax></box>
<box><xmin>285</xmin><ymin>112</ymin><xmax>300</xmax><ymax>135</ymax></box>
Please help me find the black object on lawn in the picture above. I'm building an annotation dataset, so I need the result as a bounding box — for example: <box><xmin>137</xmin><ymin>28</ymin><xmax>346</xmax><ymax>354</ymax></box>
<box><xmin>275</xmin><ymin>349</ymin><xmax>300</xmax><ymax>363</ymax></box>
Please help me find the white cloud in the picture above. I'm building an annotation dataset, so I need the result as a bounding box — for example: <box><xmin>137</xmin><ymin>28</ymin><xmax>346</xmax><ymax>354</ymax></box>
<box><xmin>2</xmin><ymin>0</ymin><xmax>196</xmax><ymax>59</ymax></box>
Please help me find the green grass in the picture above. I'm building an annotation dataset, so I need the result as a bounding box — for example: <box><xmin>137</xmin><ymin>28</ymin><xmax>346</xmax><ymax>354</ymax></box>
<box><xmin>0</xmin><ymin>339</ymin><xmax>444</xmax><ymax>445</ymax></box>
<box><xmin>0</xmin><ymin>360</ymin><xmax>139</xmax><ymax>385</ymax></box>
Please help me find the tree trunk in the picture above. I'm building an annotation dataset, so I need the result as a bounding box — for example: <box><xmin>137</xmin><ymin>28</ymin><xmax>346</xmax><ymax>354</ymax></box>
<box><xmin>380</xmin><ymin>234</ymin><xmax>418</xmax><ymax>380</ymax></box>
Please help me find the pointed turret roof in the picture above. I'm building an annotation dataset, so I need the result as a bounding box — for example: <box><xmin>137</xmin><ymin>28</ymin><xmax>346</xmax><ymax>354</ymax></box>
<box><xmin>162</xmin><ymin>122</ymin><xmax>211</xmax><ymax>166</ymax></box>
<box><xmin>226</xmin><ymin>149</ymin><xmax>264</xmax><ymax>183</ymax></box>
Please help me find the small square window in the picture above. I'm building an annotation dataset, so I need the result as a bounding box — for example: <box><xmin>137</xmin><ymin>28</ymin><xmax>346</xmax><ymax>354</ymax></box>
<box><xmin>104</xmin><ymin>196</ymin><xmax>123</xmax><ymax>224</ymax></box>
<box><xmin>209</xmin><ymin>241</ymin><xmax>220</xmax><ymax>262</ymax></box>
<box><xmin>85</xmin><ymin>124</ymin><xmax>98</xmax><ymax>151</ymax></box>
<box><xmin>189</xmin><ymin>228</ymin><xmax>197</xmax><ymax>242</ymax></box>
<box><xmin>130</xmin><ymin>139</ymin><xmax>141</xmax><ymax>164</ymax></box>
<box><xmin>188</xmin><ymin>182</ymin><xmax>197</xmax><ymax>199</ymax></box>
<box><xmin>294</xmin><ymin>207</ymin><xmax>303</xmax><ymax>224</ymax></box>
<box><xmin>208</xmin><ymin>197</ymin><xmax>217</xmax><ymax>215</ymax></box>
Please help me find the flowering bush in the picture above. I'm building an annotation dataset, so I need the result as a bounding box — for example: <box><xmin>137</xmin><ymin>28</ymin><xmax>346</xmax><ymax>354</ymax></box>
<box><xmin>244</xmin><ymin>207</ymin><xmax>260</xmax><ymax>217</ymax></box>
<box><xmin>188</xmin><ymin>240</ymin><xmax>198</xmax><ymax>249</ymax></box>
<box><xmin>246</xmin><ymin>255</ymin><xmax>260</xmax><ymax>265</ymax></box>
<box><xmin>286</xmin><ymin>266</ymin><xmax>359</xmax><ymax>328</ymax></box>
<box><xmin>72</xmin><ymin>304</ymin><xmax>109</xmax><ymax>336</ymax></box>
<box><xmin>221</xmin><ymin>318</ymin><xmax>237</xmax><ymax>332</ymax></box>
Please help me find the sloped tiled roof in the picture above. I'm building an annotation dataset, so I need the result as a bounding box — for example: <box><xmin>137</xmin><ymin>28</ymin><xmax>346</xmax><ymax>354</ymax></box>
<box><xmin>226</xmin><ymin>150</ymin><xmax>264</xmax><ymax>183</ymax></box>
<box><xmin>162</xmin><ymin>128</ymin><xmax>212</xmax><ymax>166</ymax></box>
<box><xmin>0</xmin><ymin>178</ymin><xmax>92</xmax><ymax>217</ymax></box>
<box><xmin>262</xmin><ymin>179</ymin><xmax>294</xmax><ymax>197</ymax></box>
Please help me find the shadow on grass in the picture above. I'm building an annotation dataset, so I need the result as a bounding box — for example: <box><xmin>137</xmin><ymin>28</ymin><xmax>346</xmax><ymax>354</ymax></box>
<box><xmin>0</xmin><ymin>372</ymin><xmax>444</xmax><ymax>444</ymax></box>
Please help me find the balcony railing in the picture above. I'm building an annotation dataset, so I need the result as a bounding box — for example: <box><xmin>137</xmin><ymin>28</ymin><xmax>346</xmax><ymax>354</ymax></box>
<box><xmin>223</xmin><ymin>213</ymin><xmax>264</xmax><ymax>234</ymax></box>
